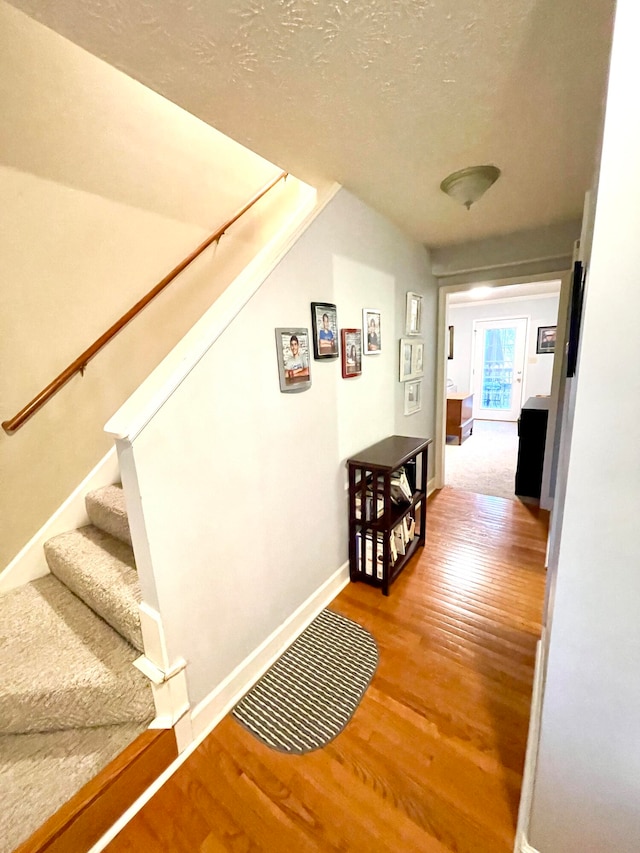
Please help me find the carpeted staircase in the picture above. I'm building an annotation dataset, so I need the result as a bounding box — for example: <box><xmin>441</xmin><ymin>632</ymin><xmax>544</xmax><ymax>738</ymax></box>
<box><xmin>0</xmin><ymin>484</ymin><xmax>155</xmax><ymax>853</ymax></box>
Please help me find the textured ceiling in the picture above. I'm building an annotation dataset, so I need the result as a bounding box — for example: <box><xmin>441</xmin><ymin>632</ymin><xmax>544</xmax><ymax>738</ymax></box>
<box><xmin>6</xmin><ymin>0</ymin><xmax>616</xmax><ymax>247</ymax></box>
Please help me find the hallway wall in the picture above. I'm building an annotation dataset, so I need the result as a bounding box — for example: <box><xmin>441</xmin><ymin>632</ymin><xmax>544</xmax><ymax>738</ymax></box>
<box><xmin>529</xmin><ymin>2</ymin><xmax>640</xmax><ymax>849</ymax></box>
<box><xmin>112</xmin><ymin>188</ymin><xmax>437</xmax><ymax>711</ymax></box>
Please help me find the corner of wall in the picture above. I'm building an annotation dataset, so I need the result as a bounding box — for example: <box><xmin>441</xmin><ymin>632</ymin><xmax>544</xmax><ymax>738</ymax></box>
<box><xmin>0</xmin><ymin>447</ymin><xmax>119</xmax><ymax>590</ymax></box>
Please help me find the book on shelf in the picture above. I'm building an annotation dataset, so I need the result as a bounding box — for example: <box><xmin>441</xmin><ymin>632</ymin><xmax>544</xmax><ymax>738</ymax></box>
<box><xmin>389</xmin><ymin>531</ymin><xmax>398</xmax><ymax>563</ymax></box>
<box><xmin>407</xmin><ymin>515</ymin><xmax>416</xmax><ymax>541</ymax></box>
<box><xmin>404</xmin><ymin>458</ymin><xmax>417</xmax><ymax>493</ymax></box>
<box><xmin>355</xmin><ymin>530</ymin><xmax>397</xmax><ymax>578</ymax></box>
<box><xmin>390</xmin><ymin>467</ymin><xmax>413</xmax><ymax>504</ymax></box>
<box><xmin>393</xmin><ymin>523</ymin><xmax>406</xmax><ymax>556</ymax></box>
<box><xmin>392</xmin><ymin>516</ymin><xmax>412</xmax><ymax>554</ymax></box>
<box><xmin>354</xmin><ymin>492</ymin><xmax>385</xmax><ymax>520</ymax></box>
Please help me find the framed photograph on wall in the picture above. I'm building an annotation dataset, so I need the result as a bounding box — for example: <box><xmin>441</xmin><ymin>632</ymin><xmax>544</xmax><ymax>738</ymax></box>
<box><xmin>310</xmin><ymin>302</ymin><xmax>339</xmax><ymax>359</ymax></box>
<box><xmin>536</xmin><ymin>325</ymin><xmax>557</xmax><ymax>354</ymax></box>
<box><xmin>399</xmin><ymin>338</ymin><xmax>424</xmax><ymax>381</ymax></box>
<box><xmin>404</xmin><ymin>379</ymin><xmax>422</xmax><ymax>415</ymax></box>
<box><xmin>362</xmin><ymin>308</ymin><xmax>381</xmax><ymax>354</ymax></box>
<box><xmin>448</xmin><ymin>325</ymin><xmax>454</xmax><ymax>360</ymax></box>
<box><xmin>341</xmin><ymin>328</ymin><xmax>362</xmax><ymax>378</ymax></box>
<box><xmin>405</xmin><ymin>292</ymin><xmax>423</xmax><ymax>336</ymax></box>
<box><xmin>275</xmin><ymin>328</ymin><xmax>312</xmax><ymax>393</ymax></box>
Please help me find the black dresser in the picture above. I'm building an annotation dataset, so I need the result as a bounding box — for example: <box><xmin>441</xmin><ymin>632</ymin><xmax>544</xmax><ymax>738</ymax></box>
<box><xmin>515</xmin><ymin>397</ymin><xmax>550</xmax><ymax>499</ymax></box>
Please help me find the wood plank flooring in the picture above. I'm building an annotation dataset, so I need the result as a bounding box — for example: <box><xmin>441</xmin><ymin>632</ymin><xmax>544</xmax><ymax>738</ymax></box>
<box><xmin>107</xmin><ymin>487</ymin><xmax>548</xmax><ymax>853</ymax></box>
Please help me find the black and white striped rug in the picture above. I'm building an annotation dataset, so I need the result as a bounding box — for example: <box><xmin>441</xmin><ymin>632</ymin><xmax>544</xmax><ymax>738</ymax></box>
<box><xmin>232</xmin><ymin>609</ymin><xmax>378</xmax><ymax>754</ymax></box>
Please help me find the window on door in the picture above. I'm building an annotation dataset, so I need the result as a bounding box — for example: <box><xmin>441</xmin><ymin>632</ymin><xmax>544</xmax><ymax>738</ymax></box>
<box><xmin>473</xmin><ymin>317</ymin><xmax>528</xmax><ymax>421</ymax></box>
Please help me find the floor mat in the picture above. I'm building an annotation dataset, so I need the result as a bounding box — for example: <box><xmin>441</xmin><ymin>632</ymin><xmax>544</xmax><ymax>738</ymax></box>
<box><xmin>232</xmin><ymin>609</ymin><xmax>378</xmax><ymax>754</ymax></box>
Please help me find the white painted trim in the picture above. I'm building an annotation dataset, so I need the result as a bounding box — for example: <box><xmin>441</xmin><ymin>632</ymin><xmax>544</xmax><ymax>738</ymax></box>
<box><xmin>138</xmin><ymin>602</ymin><xmax>172</xmax><ymax>672</ymax></box>
<box><xmin>188</xmin><ymin>560</ymin><xmax>351</xmax><ymax>741</ymax></box>
<box><xmin>427</xmin><ymin>476</ymin><xmax>437</xmax><ymax>497</ymax></box>
<box><xmin>435</xmin><ymin>254</ymin><xmax>570</xmax><ymax>278</ymax></box>
<box><xmin>133</xmin><ymin>655</ymin><xmax>186</xmax><ymax>685</ymax></box>
<box><xmin>435</xmin><ymin>285</ymin><xmax>447</xmax><ymax>489</ymax></box>
<box><xmin>0</xmin><ymin>447</ymin><xmax>119</xmax><ymax>591</ymax></box>
<box><xmin>86</xmin><ymin>561</ymin><xmax>350</xmax><ymax>853</ymax></box>
<box><xmin>135</xmin><ymin>656</ymin><xmax>189</xmax><ymax>727</ymax></box>
<box><xmin>539</xmin><ymin>268</ymin><xmax>573</xmax><ymax>511</ymax></box>
<box><xmin>135</xmin><ymin>602</ymin><xmax>192</xmax><ymax>734</ymax></box>
<box><xmin>105</xmin><ymin>182</ymin><xmax>341</xmax><ymax>443</ymax></box>
<box><xmin>449</xmin><ymin>290</ymin><xmax>561</xmax><ymax>308</ymax></box>
<box><xmin>514</xmin><ymin>630</ymin><xmax>546</xmax><ymax>853</ymax></box>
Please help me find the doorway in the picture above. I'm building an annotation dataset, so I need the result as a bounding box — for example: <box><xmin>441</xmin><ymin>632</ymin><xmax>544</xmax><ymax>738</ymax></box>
<box><xmin>472</xmin><ymin>317</ymin><xmax>528</xmax><ymax>422</ymax></box>
<box><xmin>437</xmin><ymin>278</ymin><xmax>564</xmax><ymax>502</ymax></box>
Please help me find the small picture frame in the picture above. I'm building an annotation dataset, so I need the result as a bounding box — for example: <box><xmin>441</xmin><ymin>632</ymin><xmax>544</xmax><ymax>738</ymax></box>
<box><xmin>310</xmin><ymin>302</ymin><xmax>339</xmax><ymax>359</ymax></box>
<box><xmin>399</xmin><ymin>338</ymin><xmax>424</xmax><ymax>381</ymax></box>
<box><xmin>537</xmin><ymin>325</ymin><xmax>557</xmax><ymax>354</ymax></box>
<box><xmin>448</xmin><ymin>325</ymin><xmax>454</xmax><ymax>360</ymax></box>
<box><xmin>404</xmin><ymin>379</ymin><xmax>422</xmax><ymax>415</ymax></box>
<box><xmin>341</xmin><ymin>329</ymin><xmax>362</xmax><ymax>378</ymax></box>
<box><xmin>362</xmin><ymin>308</ymin><xmax>381</xmax><ymax>354</ymax></box>
<box><xmin>405</xmin><ymin>292</ymin><xmax>423</xmax><ymax>336</ymax></box>
<box><xmin>275</xmin><ymin>328</ymin><xmax>312</xmax><ymax>393</ymax></box>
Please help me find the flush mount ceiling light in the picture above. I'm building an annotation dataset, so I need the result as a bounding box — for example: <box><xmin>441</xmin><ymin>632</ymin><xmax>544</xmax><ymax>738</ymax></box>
<box><xmin>440</xmin><ymin>165</ymin><xmax>501</xmax><ymax>210</ymax></box>
<box><xmin>470</xmin><ymin>286</ymin><xmax>493</xmax><ymax>298</ymax></box>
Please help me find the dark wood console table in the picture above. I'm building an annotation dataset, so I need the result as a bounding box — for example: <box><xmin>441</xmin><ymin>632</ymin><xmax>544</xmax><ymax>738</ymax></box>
<box><xmin>347</xmin><ymin>435</ymin><xmax>431</xmax><ymax>595</ymax></box>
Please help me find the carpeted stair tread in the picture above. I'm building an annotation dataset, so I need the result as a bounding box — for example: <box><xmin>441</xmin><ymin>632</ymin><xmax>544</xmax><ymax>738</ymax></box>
<box><xmin>0</xmin><ymin>721</ymin><xmax>148</xmax><ymax>853</ymax></box>
<box><xmin>44</xmin><ymin>524</ymin><xmax>143</xmax><ymax>651</ymax></box>
<box><xmin>0</xmin><ymin>576</ymin><xmax>154</xmax><ymax>735</ymax></box>
<box><xmin>85</xmin><ymin>483</ymin><xmax>132</xmax><ymax>545</ymax></box>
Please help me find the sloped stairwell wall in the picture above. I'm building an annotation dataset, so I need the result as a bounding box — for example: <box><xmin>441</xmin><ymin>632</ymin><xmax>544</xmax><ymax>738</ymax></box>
<box><xmin>0</xmin><ymin>1</ymin><xmax>312</xmax><ymax>572</ymax></box>
<box><xmin>107</xmin><ymin>188</ymin><xmax>438</xmax><ymax>742</ymax></box>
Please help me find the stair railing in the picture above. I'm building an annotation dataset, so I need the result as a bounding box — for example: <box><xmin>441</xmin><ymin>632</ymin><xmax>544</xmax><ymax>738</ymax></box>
<box><xmin>3</xmin><ymin>171</ymin><xmax>288</xmax><ymax>435</ymax></box>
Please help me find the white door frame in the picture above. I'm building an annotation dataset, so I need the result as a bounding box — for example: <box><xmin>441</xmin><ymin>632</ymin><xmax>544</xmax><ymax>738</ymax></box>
<box><xmin>435</xmin><ymin>271</ymin><xmax>571</xmax><ymax>506</ymax></box>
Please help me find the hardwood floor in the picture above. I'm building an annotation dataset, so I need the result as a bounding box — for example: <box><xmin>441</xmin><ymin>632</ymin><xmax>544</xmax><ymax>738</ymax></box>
<box><xmin>107</xmin><ymin>487</ymin><xmax>547</xmax><ymax>853</ymax></box>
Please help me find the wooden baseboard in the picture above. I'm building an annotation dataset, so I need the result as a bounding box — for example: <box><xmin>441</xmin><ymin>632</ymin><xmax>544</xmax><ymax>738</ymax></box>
<box><xmin>14</xmin><ymin>727</ymin><xmax>177</xmax><ymax>853</ymax></box>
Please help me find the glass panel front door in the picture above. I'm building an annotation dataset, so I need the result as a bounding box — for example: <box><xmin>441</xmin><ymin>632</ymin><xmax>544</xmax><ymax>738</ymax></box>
<box><xmin>473</xmin><ymin>318</ymin><xmax>527</xmax><ymax>421</ymax></box>
<box><xmin>481</xmin><ymin>326</ymin><xmax>516</xmax><ymax>411</ymax></box>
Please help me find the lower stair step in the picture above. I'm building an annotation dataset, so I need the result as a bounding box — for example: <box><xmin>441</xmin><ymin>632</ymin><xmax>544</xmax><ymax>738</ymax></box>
<box><xmin>0</xmin><ymin>722</ymin><xmax>149</xmax><ymax>853</ymax></box>
<box><xmin>44</xmin><ymin>525</ymin><xmax>143</xmax><ymax>651</ymax></box>
<box><xmin>85</xmin><ymin>483</ymin><xmax>132</xmax><ymax>546</ymax></box>
<box><xmin>0</xmin><ymin>576</ymin><xmax>154</xmax><ymax>735</ymax></box>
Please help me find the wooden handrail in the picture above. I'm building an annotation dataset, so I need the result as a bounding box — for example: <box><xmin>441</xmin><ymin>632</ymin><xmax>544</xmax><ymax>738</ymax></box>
<box><xmin>3</xmin><ymin>171</ymin><xmax>288</xmax><ymax>435</ymax></box>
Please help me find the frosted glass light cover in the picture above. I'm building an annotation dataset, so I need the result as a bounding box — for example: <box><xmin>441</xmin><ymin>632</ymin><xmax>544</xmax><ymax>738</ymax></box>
<box><xmin>440</xmin><ymin>165</ymin><xmax>501</xmax><ymax>209</ymax></box>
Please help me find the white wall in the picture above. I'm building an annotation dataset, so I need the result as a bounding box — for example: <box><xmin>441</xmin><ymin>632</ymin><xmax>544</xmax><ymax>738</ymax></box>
<box><xmin>431</xmin><ymin>221</ymin><xmax>581</xmax><ymax>287</ymax></box>
<box><xmin>113</xmin><ymin>188</ymin><xmax>436</xmax><ymax>708</ymax></box>
<box><xmin>447</xmin><ymin>294</ymin><xmax>559</xmax><ymax>402</ymax></box>
<box><xmin>529</xmin><ymin>2</ymin><xmax>640</xmax><ymax>850</ymax></box>
<box><xmin>0</xmin><ymin>2</ymin><xmax>310</xmax><ymax>570</ymax></box>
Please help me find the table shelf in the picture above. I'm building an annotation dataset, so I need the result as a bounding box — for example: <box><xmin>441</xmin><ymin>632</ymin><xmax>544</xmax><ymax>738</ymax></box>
<box><xmin>347</xmin><ymin>435</ymin><xmax>432</xmax><ymax>595</ymax></box>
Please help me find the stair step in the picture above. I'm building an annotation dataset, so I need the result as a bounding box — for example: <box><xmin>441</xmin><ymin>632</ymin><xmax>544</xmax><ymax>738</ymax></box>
<box><xmin>0</xmin><ymin>576</ymin><xmax>154</xmax><ymax>735</ymax></box>
<box><xmin>44</xmin><ymin>525</ymin><xmax>143</xmax><ymax>651</ymax></box>
<box><xmin>0</xmin><ymin>722</ymin><xmax>148</xmax><ymax>853</ymax></box>
<box><xmin>85</xmin><ymin>483</ymin><xmax>131</xmax><ymax>545</ymax></box>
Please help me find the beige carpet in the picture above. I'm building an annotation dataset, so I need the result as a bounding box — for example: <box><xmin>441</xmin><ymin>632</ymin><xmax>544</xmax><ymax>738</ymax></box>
<box><xmin>445</xmin><ymin>419</ymin><xmax>519</xmax><ymax>501</ymax></box>
<box><xmin>0</xmin><ymin>482</ymin><xmax>153</xmax><ymax>850</ymax></box>
<box><xmin>0</xmin><ymin>722</ymin><xmax>148</xmax><ymax>853</ymax></box>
